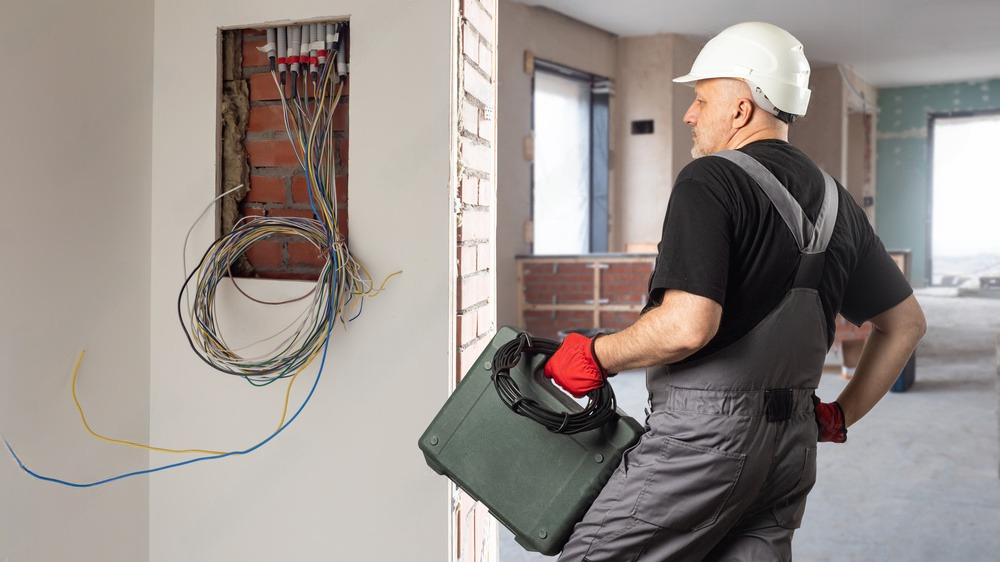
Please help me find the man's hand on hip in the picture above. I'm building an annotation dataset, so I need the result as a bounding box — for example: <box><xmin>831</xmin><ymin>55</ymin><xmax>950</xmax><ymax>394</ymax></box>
<box><xmin>813</xmin><ymin>395</ymin><xmax>847</xmax><ymax>443</ymax></box>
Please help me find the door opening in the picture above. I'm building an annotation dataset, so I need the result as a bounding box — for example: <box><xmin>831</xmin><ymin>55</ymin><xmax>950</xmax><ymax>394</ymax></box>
<box><xmin>929</xmin><ymin>112</ymin><xmax>1000</xmax><ymax>288</ymax></box>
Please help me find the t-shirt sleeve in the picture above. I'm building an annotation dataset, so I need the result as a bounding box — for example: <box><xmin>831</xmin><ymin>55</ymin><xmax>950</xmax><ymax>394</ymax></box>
<box><xmin>646</xmin><ymin>177</ymin><xmax>732</xmax><ymax>308</ymax></box>
<box><xmin>839</xmin><ymin>233</ymin><xmax>913</xmax><ymax>326</ymax></box>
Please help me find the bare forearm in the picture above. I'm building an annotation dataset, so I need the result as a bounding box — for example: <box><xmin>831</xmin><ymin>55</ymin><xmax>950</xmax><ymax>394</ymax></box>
<box><xmin>594</xmin><ymin>291</ymin><xmax>721</xmax><ymax>373</ymax></box>
<box><xmin>836</xmin><ymin>295</ymin><xmax>926</xmax><ymax>426</ymax></box>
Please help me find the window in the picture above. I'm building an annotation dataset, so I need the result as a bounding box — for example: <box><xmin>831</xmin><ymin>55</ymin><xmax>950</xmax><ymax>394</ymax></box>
<box><xmin>929</xmin><ymin>112</ymin><xmax>1000</xmax><ymax>286</ymax></box>
<box><xmin>531</xmin><ymin>62</ymin><xmax>610</xmax><ymax>255</ymax></box>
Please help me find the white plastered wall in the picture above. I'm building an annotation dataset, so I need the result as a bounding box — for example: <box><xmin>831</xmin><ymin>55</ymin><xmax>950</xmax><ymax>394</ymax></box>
<box><xmin>613</xmin><ymin>33</ymin><xmax>701</xmax><ymax>251</ymax></box>
<box><xmin>150</xmin><ymin>1</ymin><xmax>455</xmax><ymax>561</ymax></box>
<box><xmin>0</xmin><ymin>1</ymin><xmax>154</xmax><ymax>561</ymax></box>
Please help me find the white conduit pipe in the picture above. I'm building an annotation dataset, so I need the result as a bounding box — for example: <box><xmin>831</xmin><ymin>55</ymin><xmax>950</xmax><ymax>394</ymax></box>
<box><xmin>288</xmin><ymin>25</ymin><xmax>301</xmax><ymax>75</ymax></box>
<box><xmin>277</xmin><ymin>26</ymin><xmax>287</xmax><ymax>80</ymax></box>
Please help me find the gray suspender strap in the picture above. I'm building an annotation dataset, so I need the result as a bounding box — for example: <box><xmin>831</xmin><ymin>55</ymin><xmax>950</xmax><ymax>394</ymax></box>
<box><xmin>714</xmin><ymin>150</ymin><xmax>839</xmax><ymax>254</ymax></box>
<box><xmin>714</xmin><ymin>150</ymin><xmax>840</xmax><ymax>289</ymax></box>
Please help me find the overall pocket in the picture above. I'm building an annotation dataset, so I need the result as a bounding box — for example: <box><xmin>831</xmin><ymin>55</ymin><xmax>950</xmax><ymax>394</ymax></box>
<box><xmin>628</xmin><ymin>435</ymin><xmax>746</xmax><ymax>531</ymax></box>
<box><xmin>772</xmin><ymin>446</ymin><xmax>817</xmax><ymax>529</ymax></box>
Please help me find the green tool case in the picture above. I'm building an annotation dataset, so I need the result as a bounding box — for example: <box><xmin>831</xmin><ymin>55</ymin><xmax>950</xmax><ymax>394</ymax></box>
<box><xmin>418</xmin><ymin>326</ymin><xmax>644</xmax><ymax>556</ymax></box>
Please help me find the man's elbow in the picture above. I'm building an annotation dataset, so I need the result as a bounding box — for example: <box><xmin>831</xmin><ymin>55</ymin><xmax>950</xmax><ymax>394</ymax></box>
<box><xmin>872</xmin><ymin>294</ymin><xmax>927</xmax><ymax>344</ymax></box>
<box><xmin>671</xmin><ymin>323</ymin><xmax>718</xmax><ymax>360</ymax></box>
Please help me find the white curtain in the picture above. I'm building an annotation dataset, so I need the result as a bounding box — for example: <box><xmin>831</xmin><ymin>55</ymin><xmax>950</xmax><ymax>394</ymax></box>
<box><xmin>533</xmin><ymin>71</ymin><xmax>590</xmax><ymax>255</ymax></box>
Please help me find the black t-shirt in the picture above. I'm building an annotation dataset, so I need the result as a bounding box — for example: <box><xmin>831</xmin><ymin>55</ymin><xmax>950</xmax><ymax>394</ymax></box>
<box><xmin>643</xmin><ymin>139</ymin><xmax>912</xmax><ymax>364</ymax></box>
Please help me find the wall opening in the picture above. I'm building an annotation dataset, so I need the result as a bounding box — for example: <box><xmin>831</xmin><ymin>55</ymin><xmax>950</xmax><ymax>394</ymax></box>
<box><xmin>219</xmin><ymin>21</ymin><xmax>349</xmax><ymax>281</ymax></box>
<box><xmin>530</xmin><ymin>60</ymin><xmax>609</xmax><ymax>255</ymax></box>
<box><xmin>929</xmin><ymin>111</ymin><xmax>1000</xmax><ymax>288</ymax></box>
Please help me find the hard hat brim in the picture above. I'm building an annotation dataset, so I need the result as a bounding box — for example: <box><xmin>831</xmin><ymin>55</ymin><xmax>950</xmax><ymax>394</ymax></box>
<box><xmin>672</xmin><ymin>73</ymin><xmax>699</xmax><ymax>84</ymax></box>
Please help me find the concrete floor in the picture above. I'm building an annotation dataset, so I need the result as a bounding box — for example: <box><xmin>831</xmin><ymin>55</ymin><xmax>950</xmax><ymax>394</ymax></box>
<box><xmin>499</xmin><ymin>292</ymin><xmax>1000</xmax><ymax>561</ymax></box>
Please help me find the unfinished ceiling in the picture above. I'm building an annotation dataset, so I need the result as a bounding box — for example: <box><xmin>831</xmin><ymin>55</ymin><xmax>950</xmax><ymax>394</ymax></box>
<box><xmin>515</xmin><ymin>0</ymin><xmax>1000</xmax><ymax>88</ymax></box>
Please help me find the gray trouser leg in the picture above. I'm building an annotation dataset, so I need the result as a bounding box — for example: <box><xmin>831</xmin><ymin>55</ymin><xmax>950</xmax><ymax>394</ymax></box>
<box><xmin>559</xmin><ymin>401</ymin><xmax>815</xmax><ymax>561</ymax></box>
<box><xmin>704</xmin><ymin>524</ymin><xmax>794</xmax><ymax>562</ymax></box>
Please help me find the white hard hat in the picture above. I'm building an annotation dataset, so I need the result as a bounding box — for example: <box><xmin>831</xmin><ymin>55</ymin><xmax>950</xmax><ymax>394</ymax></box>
<box><xmin>674</xmin><ymin>22</ymin><xmax>812</xmax><ymax>118</ymax></box>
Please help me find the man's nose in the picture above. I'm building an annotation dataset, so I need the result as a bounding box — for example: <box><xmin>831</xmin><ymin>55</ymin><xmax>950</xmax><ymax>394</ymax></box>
<box><xmin>683</xmin><ymin>102</ymin><xmax>697</xmax><ymax>125</ymax></box>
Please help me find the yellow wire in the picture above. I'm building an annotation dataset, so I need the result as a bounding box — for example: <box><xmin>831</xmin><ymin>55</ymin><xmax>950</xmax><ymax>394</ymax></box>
<box><xmin>71</xmin><ymin>349</ymin><xmax>317</xmax><ymax>455</ymax></box>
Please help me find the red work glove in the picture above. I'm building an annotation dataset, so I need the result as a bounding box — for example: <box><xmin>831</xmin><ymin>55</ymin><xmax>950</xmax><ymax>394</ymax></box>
<box><xmin>543</xmin><ymin>333</ymin><xmax>608</xmax><ymax>398</ymax></box>
<box><xmin>813</xmin><ymin>395</ymin><xmax>847</xmax><ymax>443</ymax></box>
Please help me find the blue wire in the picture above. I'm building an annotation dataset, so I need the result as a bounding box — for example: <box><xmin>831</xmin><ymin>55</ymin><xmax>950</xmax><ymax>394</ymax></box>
<box><xmin>3</xmin><ymin>71</ymin><xmax>351</xmax><ymax>489</ymax></box>
<box><xmin>3</xmin><ymin>286</ymin><xmax>336</xmax><ymax>489</ymax></box>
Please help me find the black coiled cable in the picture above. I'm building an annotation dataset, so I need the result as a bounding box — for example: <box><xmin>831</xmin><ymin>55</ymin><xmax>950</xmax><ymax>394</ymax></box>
<box><xmin>492</xmin><ymin>332</ymin><xmax>620</xmax><ymax>434</ymax></box>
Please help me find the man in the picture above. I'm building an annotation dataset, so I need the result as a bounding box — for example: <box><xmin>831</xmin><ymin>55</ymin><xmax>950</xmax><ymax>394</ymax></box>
<box><xmin>544</xmin><ymin>22</ymin><xmax>926</xmax><ymax>561</ymax></box>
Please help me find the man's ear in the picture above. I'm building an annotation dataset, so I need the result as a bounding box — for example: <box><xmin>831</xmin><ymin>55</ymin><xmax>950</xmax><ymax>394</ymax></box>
<box><xmin>732</xmin><ymin>98</ymin><xmax>754</xmax><ymax>128</ymax></box>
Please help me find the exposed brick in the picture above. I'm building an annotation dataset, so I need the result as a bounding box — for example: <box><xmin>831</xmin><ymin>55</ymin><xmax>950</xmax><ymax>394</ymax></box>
<box><xmin>290</xmin><ymin>175</ymin><xmax>311</xmax><ymax>205</ymax></box>
<box><xmin>599</xmin><ymin>311</ymin><xmax>641</xmax><ymax>331</ymax></box>
<box><xmin>232</xmin><ymin>24</ymin><xmax>349</xmax><ymax>282</ymax></box>
<box><xmin>244</xmin><ymin>240</ymin><xmax>283</xmax><ymax>269</ymax></box>
<box><xmin>269</xmin><ymin>208</ymin><xmax>316</xmax><ymax>220</ymax></box>
<box><xmin>459</xmin><ymin>176</ymin><xmax>479</xmax><ymax>205</ymax></box>
<box><xmin>332</xmin><ymin>102</ymin><xmax>349</xmax><ymax>132</ymax></box>
<box><xmin>458</xmin><ymin>335</ymin><xmax>489</xmax><ymax>379</ymax></box>
<box><xmin>523</xmin><ymin>310</ymin><xmax>594</xmax><ymax>340</ymax></box>
<box><xmin>290</xmin><ymin>174</ymin><xmax>347</xmax><ymax>205</ymax></box>
<box><xmin>462</xmin><ymin>99</ymin><xmax>480</xmax><ymax>137</ymax></box>
<box><xmin>476</xmin><ymin>243</ymin><xmax>491</xmax><ymax>270</ymax></box>
<box><xmin>478</xmin><ymin>0</ymin><xmax>496</xmax><ymax>18</ymax></box>
<box><xmin>462</xmin><ymin>0</ymin><xmax>493</xmax><ymax>39</ymax></box>
<box><xmin>242</xmin><ymin>36</ymin><xmax>271</xmax><ymax>68</ymax></box>
<box><xmin>246</xmin><ymin>139</ymin><xmax>300</xmax><ymax>167</ymax></box>
<box><xmin>458</xmin><ymin>273</ymin><xmax>490</xmax><ymax>310</ymax></box>
<box><xmin>241</xmin><ymin>205</ymin><xmax>266</xmax><ymax>218</ymax></box>
<box><xmin>458</xmin><ymin>208</ymin><xmax>490</xmax><ymax>243</ymax></box>
<box><xmin>478</xmin><ymin>38</ymin><xmax>493</xmax><ymax>77</ymax></box>
<box><xmin>248</xmin><ymin>104</ymin><xmax>288</xmax><ymax>134</ymax></box>
<box><xmin>460</xmin><ymin>137</ymin><xmax>492</xmax><ymax>175</ymax></box>
<box><xmin>463</xmin><ymin>59</ymin><xmax>492</xmax><ymax>108</ymax></box>
<box><xmin>457</xmin><ymin>311</ymin><xmax>478</xmax><ymax>347</ymax></box>
<box><xmin>246</xmin><ymin>176</ymin><xmax>287</xmax><ymax>203</ymax></box>
<box><xmin>262</xmin><ymin>270</ymin><xmax>321</xmax><ymax>281</ymax></box>
<box><xmin>478</xmin><ymin>177</ymin><xmax>492</xmax><ymax>204</ymax></box>
<box><xmin>458</xmin><ymin>244</ymin><xmax>479</xmax><ymax>276</ymax></box>
<box><xmin>249</xmin><ymin>71</ymin><xmax>282</xmax><ymax>101</ymax></box>
<box><xmin>249</xmin><ymin>71</ymin><xmax>323</xmax><ymax>101</ymax></box>
<box><xmin>478</xmin><ymin>112</ymin><xmax>493</xmax><ymax>143</ymax></box>
<box><xmin>287</xmin><ymin>241</ymin><xmax>328</xmax><ymax>269</ymax></box>
<box><xmin>462</xmin><ymin>23</ymin><xmax>480</xmax><ymax>62</ymax></box>
<box><xmin>339</xmin><ymin>138</ymin><xmax>349</xmax><ymax>169</ymax></box>
<box><xmin>336</xmin><ymin>208</ymin><xmax>349</xmax><ymax>240</ymax></box>
<box><xmin>477</xmin><ymin>305</ymin><xmax>494</xmax><ymax>337</ymax></box>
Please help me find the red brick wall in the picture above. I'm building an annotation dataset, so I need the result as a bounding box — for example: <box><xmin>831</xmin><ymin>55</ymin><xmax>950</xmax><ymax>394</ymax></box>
<box><xmin>236</xmin><ymin>27</ymin><xmax>349</xmax><ymax>280</ymax></box>
<box><xmin>519</xmin><ymin>257</ymin><xmax>654</xmax><ymax>340</ymax></box>
<box><xmin>455</xmin><ymin>2</ymin><xmax>497</xmax><ymax>561</ymax></box>
<box><xmin>835</xmin><ymin>315</ymin><xmax>873</xmax><ymax>342</ymax></box>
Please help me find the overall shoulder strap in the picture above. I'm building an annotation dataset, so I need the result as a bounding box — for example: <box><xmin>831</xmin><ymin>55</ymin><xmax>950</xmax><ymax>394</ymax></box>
<box><xmin>714</xmin><ymin>149</ymin><xmax>840</xmax><ymax>287</ymax></box>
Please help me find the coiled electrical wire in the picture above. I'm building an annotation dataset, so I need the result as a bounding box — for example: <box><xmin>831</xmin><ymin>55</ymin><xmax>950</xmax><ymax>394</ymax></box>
<box><xmin>177</xmin><ymin>29</ymin><xmax>382</xmax><ymax>386</ymax></box>
<box><xmin>177</xmin><ymin>215</ymin><xmax>370</xmax><ymax>385</ymax></box>
<box><xmin>492</xmin><ymin>332</ymin><xmax>620</xmax><ymax>434</ymax></box>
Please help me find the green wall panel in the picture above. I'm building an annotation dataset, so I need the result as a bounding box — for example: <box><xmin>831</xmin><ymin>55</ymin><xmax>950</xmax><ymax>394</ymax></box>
<box><xmin>876</xmin><ymin>79</ymin><xmax>1000</xmax><ymax>286</ymax></box>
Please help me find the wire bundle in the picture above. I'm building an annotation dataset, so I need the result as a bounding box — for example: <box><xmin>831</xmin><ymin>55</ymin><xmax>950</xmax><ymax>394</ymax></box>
<box><xmin>491</xmin><ymin>332</ymin><xmax>620</xmax><ymax>434</ymax></box>
<box><xmin>179</xmin><ymin>22</ymin><xmax>379</xmax><ymax>386</ymax></box>
<box><xmin>0</xmin><ymin>21</ymin><xmax>396</xmax><ymax>489</ymax></box>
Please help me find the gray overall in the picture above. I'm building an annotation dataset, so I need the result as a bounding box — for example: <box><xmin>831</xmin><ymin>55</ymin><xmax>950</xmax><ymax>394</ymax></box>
<box><xmin>559</xmin><ymin>151</ymin><xmax>840</xmax><ymax>562</ymax></box>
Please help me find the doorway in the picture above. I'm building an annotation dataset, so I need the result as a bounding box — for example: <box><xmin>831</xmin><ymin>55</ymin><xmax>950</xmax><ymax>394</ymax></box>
<box><xmin>929</xmin><ymin>112</ymin><xmax>1000</xmax><ymax>287</ymax></box>
<box><xmin>531</xmin><ymin>62</ymin><xmax>609</xmax><ymax>255</ymax></box>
